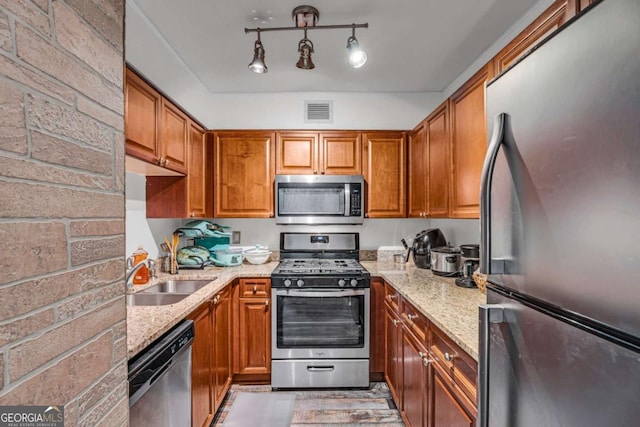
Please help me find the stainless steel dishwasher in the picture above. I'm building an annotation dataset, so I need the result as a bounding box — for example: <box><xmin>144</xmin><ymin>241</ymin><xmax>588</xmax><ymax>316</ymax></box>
<box><xmin>128</xmin><ymin>320</ymin><xmax>194</xmax><ymax>427</ymax></box>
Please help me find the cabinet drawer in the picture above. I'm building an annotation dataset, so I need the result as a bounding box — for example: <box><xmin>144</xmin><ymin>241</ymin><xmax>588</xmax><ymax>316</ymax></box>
<box><xmin>400</xmin><ymin>299</ymin><xmax>429</xmax><ymax>344</ymax></box>
<box><xmin>430</xmin><ymin>326</ymin><xmax>478</xmax><ymax>403</ymax></box>
<box><xmin>239</xmin><ymin>278</ymin><xmax>271</xmax><ymax>298</ymax></box>
<box><xmin>383</xmin><ymin>282</ymin><xmax>400</xmax><ymax>313</ymax></box>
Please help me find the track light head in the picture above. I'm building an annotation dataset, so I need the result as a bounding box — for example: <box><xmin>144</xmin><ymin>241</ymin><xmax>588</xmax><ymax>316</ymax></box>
<box><xmin>296</xmin><ymin>30</ymin><xmax>315</xmax><ymax>70</ymax></box>
<box><xmin>347</xmin><ymin>28</ymin><xmax>367</xmax><ymax>69</ymax></box>
<box><xmin>248</xmin><ymin>33</ymin><xmax>267</xmax><ymax>73</ymax></box>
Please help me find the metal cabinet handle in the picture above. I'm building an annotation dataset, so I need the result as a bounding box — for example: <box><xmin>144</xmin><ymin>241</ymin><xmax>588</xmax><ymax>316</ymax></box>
<box><xmin>479</xmin><ymin>304</ymin><xmax>505</xmax><ymax>427</ymax></box>
<box><xmin>321</xmin><ymin>170</ymin><xmax>325</xmax><ymax>174</ymax></box>
<box><xmin>253</xmin><ymin>285</ymin><xmax>257</xmax><ymax>294</ymax></box>
<box><xmin>392</xmin><ymin>319</ymin><xmax>400</xmax><ymax>326</ymax></box>
<box><xmin>407</xmin><ymin>314</ymin><xmax>418</xmax><ymax>321</ymax></box>
<box><xmin>418</xmin><ymin>351</ymin><xmax>434</xmax><ymax>366</ymax></box>
<box><xmin>444</xmin><ymin>352</ymin><xmax>456</xmax><ymax>362</ymax></box>
<box><xmin>163</xmin><ymin>159</ymin><xmax>169</xmax><ymax>167</ymax></box>
<box><xmin>265</xmin><ymin>300</ymin><xmax>269</xmax><ymax>307</ymax></box>
<box><xmin>386</xmin><ymin>294</ymin><xmax>397</xmax><ymax>301</ymax></box>
<box><xmin>313</xmin><ymin>170</ymin><xmax>317</xmax><ymax>174</ymax></box>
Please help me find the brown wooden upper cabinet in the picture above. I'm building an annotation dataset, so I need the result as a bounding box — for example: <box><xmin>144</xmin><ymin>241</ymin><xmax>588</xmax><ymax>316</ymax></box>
<box><xmin>363</xmin><ymin>131</ymin><xmax>406</xmax><ymax>218</ymax></box>
<box><xmin>492</xmin><ymin>0</ymin><xmax>573</xmax><ymax>76</ymax></box>
<box><xmin>276</xmin><ymin>131</ymin><xmax>362</xmax><ymax>175</ymax></box>
<box><xmin>159</xmin><ymin>98</ymin><xmax>188</xmax><ymax>174</ymax></box>
<box><xmin>449</xmin><ymin>64</ymin><xmax>491</xmax><ymax>219</ymax></box>
<box><xmin>186</xmin><ymin>123</ymin><xmax>211</xmax><ymax>218</ymax></box>
<box><xmin>407</xmin><ymin>120</ymin><xmax>427</xmax><ymax>218</ymax></box>
<box><xmin>125</xmin><ymin>67</ymin><xmax>188</xmax><ymax>175</ymax></box>
<box><xmin>125</xmin><ymin>68</ymin><xmax>160</xmax><ymax>165</ymax></box>
<box><xmin>212</xmin><ymin>131</ymin><xmax>275</xmax><ymax>218</ymax></box>
<box><xmin>408</xmin><ymin>101</ymin><xmax>450</xmax><ymax>219</ymax></box>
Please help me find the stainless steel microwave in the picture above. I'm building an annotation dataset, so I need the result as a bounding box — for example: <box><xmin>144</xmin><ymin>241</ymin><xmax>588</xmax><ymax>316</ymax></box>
<box><xmin>275</xmin><ymin>175</ymin><xmax>364</xmax><ymax>225</ymax></box>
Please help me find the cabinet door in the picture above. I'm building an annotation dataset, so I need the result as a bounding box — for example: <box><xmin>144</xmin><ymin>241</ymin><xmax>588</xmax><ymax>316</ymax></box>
<box><xmin>492</xmin><ymin>0</ymin><xmax>571</xmax><ymax>75</ymax></box>
<box><xmin>188</xmin><ymin>302</ymin><xmax>213</xmax><ymax>427</ymax></box>
<box><xmin>402</xmin><ymin>328</ymin><xmax>429</xmax><ymax>427</ymax></box>
<box><xmin>407</xmin><ymin>122</ymin><xmax>427</xmax><ymax>218</ymax></box>
<box><xmin>385</xmin><ymin>307</ymin><xmax>403</xmax><ymax>405</ymax></box>
<box><xmin>320</xmin><ymin>131</ymin><xmax>362</xmax><ymax>175</ymax></box>
<box><xmin>237</xmin><ymin>298</ymin><xmax>271</xmax><ymax>375</ymax></box>
<box><xmin>213</xmin><ymin>131</ymin><xmax>275</xmax><ymax>217</ymax></box>
<box><xmin>430</xmin><ymin>362</ymin><xmax>476</xmax><ymax>427</ymax></box>
<box><xmin>125</xmin><ymin>68</ymin><xmax>160</xmax><ymax>164</ymax></box>
<box><xmin>159</xmin><ymin>98</ymin><xmax>188</xmax><ymax>174</ymax></box>
<box><xmin>426</xmin><ymin>102</ymin><xmax>450</xmax><ymax>217</ymax></box>
<box><xmin>276</xmin><ymin>131</ymin><xmax>318</xmax><ymax>175</ymax></box>
<box><xmin>186</xmin><ymin>122</ymin><xmax>211</xmax><ymax>218</ymax></box>
<box><xmin>363</xmin><ymin>131</ymin><xmax>406</xmax><ymax>218</ymax></box>
<box><xmin>213</xmin><ymin>287</ymin><xmax>231</xmax><ymax>410</ymax></box>
<box><xmin>449</xmin><ymin>64</ymin><xmax>491</xmax><ymax>219</ymax></box>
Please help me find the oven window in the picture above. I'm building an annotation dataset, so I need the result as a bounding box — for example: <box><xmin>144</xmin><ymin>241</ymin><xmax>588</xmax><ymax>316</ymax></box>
<box><xmin>276</xmin><ymin>294</ymin><xmax>365</xmax><ymax>348</ymax></box>
<box><xmin>278</xmin><ymin>186</ymin><xmax>345</xmax><ymax>216</ymax></box>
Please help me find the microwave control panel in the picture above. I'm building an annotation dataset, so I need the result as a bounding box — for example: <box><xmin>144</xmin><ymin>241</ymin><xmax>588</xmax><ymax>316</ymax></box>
<box><xmin>350</xmin><ymin>184</ymin><xmax>362</xmax><ymax>216</ymax></box>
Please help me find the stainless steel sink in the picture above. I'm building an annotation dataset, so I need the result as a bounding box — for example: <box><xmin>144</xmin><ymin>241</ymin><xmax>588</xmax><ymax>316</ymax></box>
<box><xmin>126</xmin><ymin>293</ymin><xmax>190</xmax><ymax>306</ymax></box>
<box><xmin>140</xmin><ymin>279</ymin><xmax>214</xmax><ymax>294</ymax></box>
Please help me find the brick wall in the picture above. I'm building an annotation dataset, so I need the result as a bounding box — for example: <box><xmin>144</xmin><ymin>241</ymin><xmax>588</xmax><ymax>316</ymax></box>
<box><xmin>0</xmin><ymin>1</ymin><xmax>126</xmax><ymax>425</ymax></box>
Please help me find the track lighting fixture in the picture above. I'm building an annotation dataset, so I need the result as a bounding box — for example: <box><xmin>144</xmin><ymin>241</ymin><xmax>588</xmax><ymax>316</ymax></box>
<box><xmin>248</xmin><ymin>29</ymin><xmax>267</xmax><ymax>73</ymax></box>
<box><xmin>245</xmin><ymin>5</ymin><xmax>368</xmax><ymax>73</ymax></box>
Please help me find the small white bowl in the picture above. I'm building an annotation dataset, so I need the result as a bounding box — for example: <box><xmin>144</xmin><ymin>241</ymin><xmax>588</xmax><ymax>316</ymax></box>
<box><xmin>244</xmin><ymin>249</ymin><xmax>272</xmax><ymax>265</ymax></box>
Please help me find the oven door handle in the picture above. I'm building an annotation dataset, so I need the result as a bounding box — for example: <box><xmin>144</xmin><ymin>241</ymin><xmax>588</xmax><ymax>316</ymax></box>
<box><xmin>274</xmin><ymin>289</ymin><xmax>365</xmax><ymax>298</ymax></box>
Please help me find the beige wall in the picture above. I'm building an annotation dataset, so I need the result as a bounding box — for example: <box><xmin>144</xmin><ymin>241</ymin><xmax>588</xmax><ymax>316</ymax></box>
<box><xmin>0</xmin><ymin>1</ymin><xmax>127</xmax><ymax>425</ymax></box>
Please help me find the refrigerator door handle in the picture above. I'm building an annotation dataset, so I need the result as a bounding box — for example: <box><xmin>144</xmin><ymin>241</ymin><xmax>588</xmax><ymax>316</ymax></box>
<box><xmin>479</xmin><ymin>304</ymin><xmax>505</xmax><ymax>427</ymax></box>
<box><xmin>480</xmin><ymin>113</ymin><xmax>510</xmax><ymax>274</ymax></box>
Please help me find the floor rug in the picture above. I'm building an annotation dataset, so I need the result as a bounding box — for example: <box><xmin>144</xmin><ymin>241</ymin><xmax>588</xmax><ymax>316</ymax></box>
<box><xmin>222</xmin><ymin>391</ymin><xmax>296</xmax><ymax>427</ymax></box>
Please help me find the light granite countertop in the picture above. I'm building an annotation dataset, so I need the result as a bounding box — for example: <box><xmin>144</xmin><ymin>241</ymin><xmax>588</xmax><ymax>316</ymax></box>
<box><xmin>126</xmin><ymin>262</ymin><xmax>278</xmax><ymax>359</ymax></box>
<box><xmin>127</xmin><ymin>260</ymin><xmax>485</xmax><ymax>362</ymax></box>
<box><xmin>361</xmin><ymin>261</ymin><xmax>486</xmax><ymax>361</ymax></box>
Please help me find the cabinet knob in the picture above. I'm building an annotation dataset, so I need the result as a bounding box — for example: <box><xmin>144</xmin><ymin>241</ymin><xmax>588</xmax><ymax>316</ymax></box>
<box><xmin>365</xmin><ymin>213</ymin><xmax>369</xmax><ymax>218</ymax></box>
<box><xmin>407</xmin><ymin>313</ymin><xmax>418</xmax><ymax>321</ymax></box>
<box><xmin>422</xmin><ymin>356</ymin><xmax>434</xmax><ymax>367</ymax></box>
<box><xmin>163</xmin><ymin>159</ymin><xmax>169</xmax><ymax>167</ymax></box>
<box><xmin>392</xmin><ymin>318</ymin><xmax>400</xmax><ymax>327</ymax></box>
<box><xmin>269</xmin><ymin>212</ymin><xmax>274</xmax><ymax>218</ymax></box>
<box><xmin>156</xmin><ymin>158</ymin><xmax>162</xmax><ymax>165</ymax></box>
<box><xmin>265</xmin><ymin>300</ymin><xmax>269</xmax><ymax>307</ymax></box>
<box><xmin>253</xmin><ymin>285</ymin><xmax>257</xmax><ymax>294</ymax></box>
<box><xmin>386</xmin><ymin>294</ymin><xmax>397</xmax><ymax>301</ymax></box>
<box><xmin>444</xmin><ymin>352</ymin><xmax>456</xmax><ymax>362</ymax></box>
<box><xmin>313</xmin><ymin>170</ymin><xmax>318</xmax><ymax>174</ymax></box>
<box><xmin>321</xmin><ymin>170</ymin><xmax>325</xmax><ymax>174</ymax></box>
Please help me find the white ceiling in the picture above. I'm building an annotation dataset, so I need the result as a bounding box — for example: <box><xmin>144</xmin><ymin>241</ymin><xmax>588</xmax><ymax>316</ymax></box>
<box><xmin>129</xmin><ymin>0</ymin><xmax>539</xmax><ymax>94</ymax></box>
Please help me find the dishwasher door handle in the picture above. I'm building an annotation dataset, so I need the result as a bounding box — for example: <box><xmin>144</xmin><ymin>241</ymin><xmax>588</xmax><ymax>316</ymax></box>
<box><xmin>307</xmin><ymin>365</ymin><xmax>335</xmax><ymax>372</ymax></box>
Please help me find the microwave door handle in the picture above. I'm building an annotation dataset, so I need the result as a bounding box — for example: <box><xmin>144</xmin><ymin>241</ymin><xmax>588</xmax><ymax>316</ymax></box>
<box><xmin>480</xmin><ymin>113</ymin><xmax>509</xmax><ymax>275</ymax></box>
<box><xmin>344</xmin><ymin>183</ymin><xmax>351</xmax><ymax>217</ymax></box>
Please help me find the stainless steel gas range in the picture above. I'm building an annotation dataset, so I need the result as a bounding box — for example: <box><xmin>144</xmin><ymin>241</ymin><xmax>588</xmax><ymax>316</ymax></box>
<box><xmin>270</xmin><ymin>232</ymin><xmax>370</xmax><ymax>389</ymax></box>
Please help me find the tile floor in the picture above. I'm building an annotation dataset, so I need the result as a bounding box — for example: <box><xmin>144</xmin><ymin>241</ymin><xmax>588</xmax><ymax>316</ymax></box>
<box><xmin>213</xmin><ymin>382</ymin><xmax>405</xmax><ymax>426</ymax></box>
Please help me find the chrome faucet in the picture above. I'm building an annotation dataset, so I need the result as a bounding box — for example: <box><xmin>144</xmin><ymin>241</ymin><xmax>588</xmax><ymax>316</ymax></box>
<box><xmin>125</xmin><ymin>257</ymin><xmax>156</xmax><ymax>289</ymax></box>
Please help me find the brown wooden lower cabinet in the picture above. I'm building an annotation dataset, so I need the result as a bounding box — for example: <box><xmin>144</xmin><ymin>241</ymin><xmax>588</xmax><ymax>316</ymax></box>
<box><xmin>402</xmin><ymin>326</ymin><xmax>429</xmax><ymax>427</ymax></box>
<box><xmin>188</xmin><ymin>285</ymin><xmax>231</xmax><ymax>427</ymax></box>
<box><xmin>379</xmin><ymin>279</ymin><xmax>478</xmax><ymax>427</ymax></box>
<box><xmin>431</xmin><ymin>362</ymin><xmax>477</xmax><ymax>427</ymax></box>
<box><xmin>233</xmin><ymin>278</ymin><xmax>271</xmax><ymax>382</ymax></box>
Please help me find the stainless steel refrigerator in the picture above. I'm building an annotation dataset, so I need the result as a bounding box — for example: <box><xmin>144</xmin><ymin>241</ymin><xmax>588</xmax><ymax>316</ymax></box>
<box><xmin>479</xmin><ymin>0</ymin><xmax>640</xmax><ymax>425</ymax></box>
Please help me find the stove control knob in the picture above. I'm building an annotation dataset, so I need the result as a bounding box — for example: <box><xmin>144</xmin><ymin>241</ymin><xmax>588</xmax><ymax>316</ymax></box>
<box><xmin>284</xmin><ymin>279</ymin><xmax>292</xmax><ymax>287</ymax></box>
<box><xmin>296</xmin><ymin>279</ymin><xmax>304</xmax><ymax>287</ymax></box>
<box><xmin>338</xmin><ymin>279</ymin><xmax>346</xmax><ymax>287</ymax></box>
<box><xmin>350</xmin><ymin>279</ymin><xmax>358</xmax><ymax>287</ymax></box>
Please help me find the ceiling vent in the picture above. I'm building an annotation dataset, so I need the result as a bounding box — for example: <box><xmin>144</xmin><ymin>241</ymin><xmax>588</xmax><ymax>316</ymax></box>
<box><xmin>305</xmin><ymin>101</ymin><xmax>333</xmax><ymax>123</ymax></box>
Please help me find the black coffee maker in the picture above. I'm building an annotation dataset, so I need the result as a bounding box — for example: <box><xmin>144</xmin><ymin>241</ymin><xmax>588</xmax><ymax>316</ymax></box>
<box><xmin>455</xmin><ymin>244</ymin><xmax>480</xmax><ymax>288</ymax></box>
<box><xmin>410</xmin><ymin>229</ymin><xmax>447</xmax><ymax>269</ymax></box>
